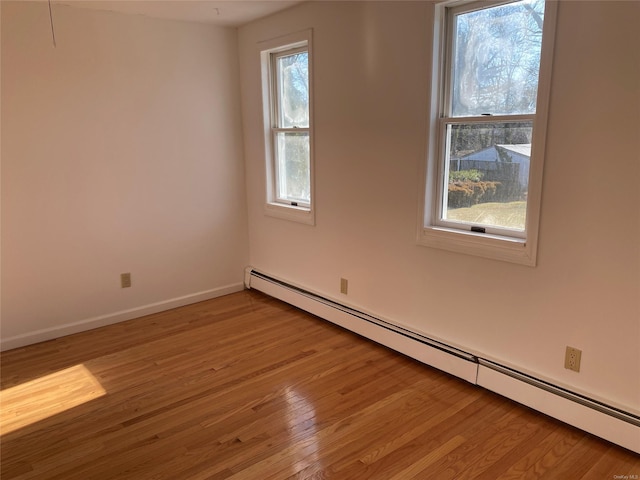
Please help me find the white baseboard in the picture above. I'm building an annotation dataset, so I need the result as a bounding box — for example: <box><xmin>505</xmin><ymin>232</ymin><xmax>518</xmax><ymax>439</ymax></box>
<box><xmin>246</xmin><ymin>268</ymin><xmax>640</xmax><ymax>454</ymax></box>
<box><xmin>0</xmin><ymin>283</ymin><xmax>244</xmax><ymax>351</ymax></box>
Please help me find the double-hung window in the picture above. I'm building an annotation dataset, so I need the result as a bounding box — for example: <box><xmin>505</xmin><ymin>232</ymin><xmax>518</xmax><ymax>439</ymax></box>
<box><xmin>420</xmin><ymin>0</ymin><xmax>557</xmax><ymax>265</ymax></box>
<box><xmin>261</xmin><ymin>31</ymin><xmax>314</xmax><ymax>225</ymax></box>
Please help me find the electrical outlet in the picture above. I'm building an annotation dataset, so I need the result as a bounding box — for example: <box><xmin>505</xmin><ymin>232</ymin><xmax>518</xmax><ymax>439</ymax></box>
<box><xmin>121</xmin><ymin>273</ymin><xmax>132</xmax><ymax>288</ymax></box>
<box><xmin>340</xmin><ymin>278</ymin><xmax>348</xmax><ymax>295</ymax></box>
<box><xmin>564</xmin><ymin>346</ymin><xmax>582</xmax><ymax>372</ymax></box>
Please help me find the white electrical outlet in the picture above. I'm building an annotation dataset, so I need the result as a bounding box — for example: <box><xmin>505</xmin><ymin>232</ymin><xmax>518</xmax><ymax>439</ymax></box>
<box><xmin>340</xmin><ymin>278</ymin><xmax>348</xmax><ymax>295</ymax></box>
<box><xmin>564</xmin><ymin>346</ymin><xmax>582</xmax><ymax>372</ymax></box>
<box><xmin>121</xmin><ymin>273</ymin><xmax>132</xmax><ymax>288</ymax></box>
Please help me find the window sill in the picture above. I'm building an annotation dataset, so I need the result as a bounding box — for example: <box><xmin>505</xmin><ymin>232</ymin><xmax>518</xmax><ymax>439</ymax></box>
<box><xmin>264</xmin><ymin>202</ymin><xmax>315</xmax><ymax>225</ymax></box>
<box><xmin>418</xmin><ymin>226</ymin><xmax>536</xmax><ymax>266</ymax></box>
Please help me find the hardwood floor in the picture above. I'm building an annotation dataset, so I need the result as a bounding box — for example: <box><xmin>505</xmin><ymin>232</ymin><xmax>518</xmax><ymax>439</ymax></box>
<box><xmin>1</xmin><ymin>290</ymin><xmax>638</xmax><ymax>479</ymax></box>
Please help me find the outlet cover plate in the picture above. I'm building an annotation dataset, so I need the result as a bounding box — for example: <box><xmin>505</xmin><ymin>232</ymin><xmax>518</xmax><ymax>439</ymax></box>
<box><xmin>564</xmin><ymin>346</ymin><xmax>582</xmax><ymax>372</ymax></box>
<box><xmin>121</xmin><ymin>273</ymin><xmax>132</xmax><ymax>288</ymax></box>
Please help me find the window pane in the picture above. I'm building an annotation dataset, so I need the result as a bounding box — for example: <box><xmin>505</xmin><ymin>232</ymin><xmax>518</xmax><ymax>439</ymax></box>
<box><xmin>443</xmin><ymin>122</ymin><xmax>533</xmax><ymax>231</ymax></box>
<box><xmin>277</xmin><ymin>52</ymin><xmax>309</xmax><ymax>128</ymax></box>
<box><xmin>451</xmin><ymin>0</ymin><xmax>545</xmax><ymax>117</ymax></box>
<box><xmin>275</xmin><ymin>131</ymin><xmax>310</xmax><ymax>203</ymax></box>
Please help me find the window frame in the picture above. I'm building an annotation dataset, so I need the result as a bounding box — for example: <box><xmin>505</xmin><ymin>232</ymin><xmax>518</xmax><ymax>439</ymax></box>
<box><xmin>418</xmin><ymin>0</ymin><xmax>557</xmax><ymax>266</ymax></box>
<box><xmin>260</xmin><ymin>30</ymin><xmax>315</xmax><ymax>225</ymax></box>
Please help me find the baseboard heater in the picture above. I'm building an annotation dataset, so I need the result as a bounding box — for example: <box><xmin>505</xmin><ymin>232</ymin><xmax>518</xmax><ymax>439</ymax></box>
<box><xmin>245</xmin><ymin>268</ymin><xmax>640</xmax><ymax>454</ymax></box>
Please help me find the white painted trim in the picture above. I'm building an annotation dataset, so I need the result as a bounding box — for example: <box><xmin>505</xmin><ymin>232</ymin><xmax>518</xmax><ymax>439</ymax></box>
<box><xmin>244</xmin><ymin>266</ymin><xmax>254</xmax><ymax>289</ymax></box>
<box><xmin>477</xmin><ymin>365</ymin><xmax>640</xmax><ymax>454</ymax></box>
<box><xmin>417</xmin><ymin>1</ymin><xmax>559</xmax><ymax>267</ymax></box>
<box><xmin>259</xmin><ymin>29</ymin><xmax>315</xmax><ymax>226</ymax></box>
<box><xmin>0</xmin><ymin>283</ymin><xmax>244</xmax><ymax>351</ymax></box>
<box><xmin>264</xmin><ymin>202</ymin><xmax>314</xmax><ymax>225</ymax></box>
<box><xmin>419</xmin><ymin>225</ymin><xmax>533</xmax><ymax>265</ymax></box>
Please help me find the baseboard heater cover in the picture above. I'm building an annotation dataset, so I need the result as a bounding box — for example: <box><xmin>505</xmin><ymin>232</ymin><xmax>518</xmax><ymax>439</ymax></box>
<box><xmin>247</xmin><ymin>269</ymin><xmax>478</xmax><ymax>383</ymax></box>
<box><xmin>245</xmin><ymin>268</ymin><xmax>640</xmax><ymax>454</ymax></box>
<box><xmin>477</xmin><ymin>361</ymin><xmax>640</xmax><ymax>453</ymax></box>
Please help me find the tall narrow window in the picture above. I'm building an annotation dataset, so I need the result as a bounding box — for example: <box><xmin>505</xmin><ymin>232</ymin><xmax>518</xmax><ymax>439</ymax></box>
<box><xmin>273</xmin><ymin>48</ymin><xmax>310</xmax><ymax>205</ymax></box>
<box><xmin>261</xmin><ymin>31</ymin><xmax>314</xmax><ymax>225</ymax></box>
<box><xmin>420</xmin><ymin>0</ymin><xmax>556</xmax><ymax>265</ymax></box>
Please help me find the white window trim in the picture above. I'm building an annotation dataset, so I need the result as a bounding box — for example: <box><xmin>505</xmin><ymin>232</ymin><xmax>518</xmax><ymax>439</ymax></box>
<box><xmin>260</xmin><ymin>30</ymin><xmax>315</xmax><ymax>226</ymax></box>
<box><xmin>417</xmin><ymin>0</ymin><xmax>557</xmax><ymax>266</ymax></box>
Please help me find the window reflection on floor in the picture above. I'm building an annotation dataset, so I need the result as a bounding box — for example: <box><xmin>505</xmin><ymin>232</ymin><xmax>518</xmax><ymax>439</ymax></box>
<box><xmin>283</xmin><ymin>386</ymin><xmax>321</xmax><ymax>473</ymax></box>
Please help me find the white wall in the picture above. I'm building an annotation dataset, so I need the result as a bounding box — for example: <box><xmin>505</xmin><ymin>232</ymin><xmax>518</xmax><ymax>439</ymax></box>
<box><xmin>239</xmin><ymin>1</ymin><xmax>640</xmax><ymax>415</ymax></box>
<box><xmin>1</xmin><ymin>2</ymin><xmax>249</xmax><ymax>345</ymax></box>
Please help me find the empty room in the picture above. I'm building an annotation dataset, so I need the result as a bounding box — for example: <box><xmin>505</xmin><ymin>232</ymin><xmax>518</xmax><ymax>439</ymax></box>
<box><xmin>1</xmin><ymin>0</ymin><xmax>639</xmax><ymax>478</ymax></box>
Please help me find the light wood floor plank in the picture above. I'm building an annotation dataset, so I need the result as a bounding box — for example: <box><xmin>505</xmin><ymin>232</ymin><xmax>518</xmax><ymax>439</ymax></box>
<box><xmin>1</xmin><ymin>290</ymin><xmax>638</xmax><ymax>479</ymax></box>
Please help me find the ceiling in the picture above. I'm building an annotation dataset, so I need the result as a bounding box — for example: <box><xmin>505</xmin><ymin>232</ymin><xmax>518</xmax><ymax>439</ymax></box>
<box><xmin>56</xmin><ymin>0</ymin><xmax>304</xmax><ymax>27</ymax></box>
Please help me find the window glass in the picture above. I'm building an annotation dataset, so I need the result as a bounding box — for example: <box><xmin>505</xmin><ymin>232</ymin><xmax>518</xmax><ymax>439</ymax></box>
<box><xmin>451</xmin><ymin>1</ymin><xmax>545</xmax><ymax>117</ymax></box>
<box><xmin>275</xmin><ymin>131</ymin><xmax>310</xmax><ymax>204</ymax></box>
<box><xmin>276</xmin><ymin>52</ymin><xmax>309</xmax><ymax>128</ymax></box>
<box><xmin>443</xmin><ymin>122</ymin><xmax>533</xmax><ymax>231</ymax></box>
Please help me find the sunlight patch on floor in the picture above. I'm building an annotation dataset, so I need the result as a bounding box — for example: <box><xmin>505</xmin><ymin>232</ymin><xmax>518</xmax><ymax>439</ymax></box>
<box><xmin>0</xmin><ymin>364</ymin><xmax>105</xmax><ymax>436</ymax></box>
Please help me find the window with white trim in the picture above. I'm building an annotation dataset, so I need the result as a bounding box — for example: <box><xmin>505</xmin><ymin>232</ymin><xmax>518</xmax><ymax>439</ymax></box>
<box><xmin>261</xmin><ymin>31</ymin><xmax>314</xmax><ymax>225</ymax></box>
<box><xmin>419</xmin><ymin>0</ymin><xmax>556</xmax><ymax>265</ymax></box>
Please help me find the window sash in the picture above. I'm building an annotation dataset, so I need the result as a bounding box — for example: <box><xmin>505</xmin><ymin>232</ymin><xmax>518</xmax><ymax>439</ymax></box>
<box><xmin>271</xmin><ymin>128</ymin><xmax>311</xmax><ymax>207</ymax></box>
<box><xmin>269</xmin><ymin>46</ymin><xmax>311</xmax><ymax>208</ymax></box>
<box><xmin>442</xmin><ymin>0</ymin><xmax>543</xmax><ymax>119</ymax></box>
<box><xmin>434</xmin><ymin>116</ymin><xmax>534</xmax><ymax>238</ymax></box>
<box><xmin>434</xmin><ymin>0</ymin><xmax>542</xmax><ymax>238</ymax></box>
<box><xmin>271</xmin><ymin>46</ymin><xmax>309</xmax><ymax>130</ymax></box>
